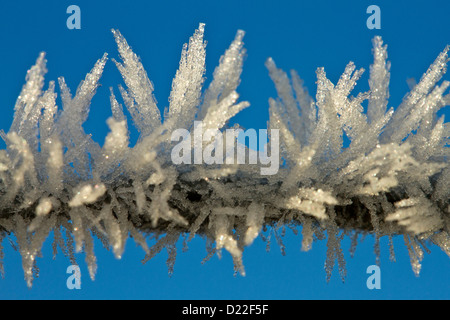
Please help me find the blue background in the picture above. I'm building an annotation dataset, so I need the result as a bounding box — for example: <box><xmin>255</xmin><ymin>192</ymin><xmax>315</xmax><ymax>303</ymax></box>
<box><xmin>0</xmin><ymin>0</ymin><xmax>449</xmax><ymax>299</ymax></box>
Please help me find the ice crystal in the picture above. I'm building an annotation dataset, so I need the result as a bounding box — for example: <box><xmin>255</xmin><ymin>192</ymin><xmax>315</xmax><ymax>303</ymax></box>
<box><xmin>0</xmin><ymin>26</ymin><xmax>448</xmax><ymax>287</ymax></box>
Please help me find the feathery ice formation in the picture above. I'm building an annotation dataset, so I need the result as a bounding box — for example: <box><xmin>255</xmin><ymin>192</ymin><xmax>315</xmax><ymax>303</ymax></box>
<box><xmin>0</xmin><ymin>24</ymin><xmax>449</xmax><ymax>286</ymax></box>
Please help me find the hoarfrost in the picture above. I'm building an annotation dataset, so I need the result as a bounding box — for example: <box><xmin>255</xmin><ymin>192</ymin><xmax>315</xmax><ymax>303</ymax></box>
<box><xmin>0</xmin><ymin>24</ymin><xmax>448</xmax><ymax>286</ymax></box>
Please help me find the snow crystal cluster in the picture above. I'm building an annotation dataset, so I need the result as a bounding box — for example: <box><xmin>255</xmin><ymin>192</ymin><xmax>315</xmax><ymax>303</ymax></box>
<box><xmin>0</xmin><ymin>24</ymin><xmax>448</xmax><ymax>286</ymax></box>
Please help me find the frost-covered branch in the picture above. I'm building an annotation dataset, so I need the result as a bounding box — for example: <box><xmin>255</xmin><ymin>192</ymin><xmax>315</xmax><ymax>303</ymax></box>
<box><xmin>0</xmin><ymin>25</ymin><xmax>448</xmax><ymax>287</ymax></box>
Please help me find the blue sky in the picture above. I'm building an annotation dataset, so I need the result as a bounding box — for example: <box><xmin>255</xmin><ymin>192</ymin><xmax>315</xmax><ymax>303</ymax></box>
<box><xmin>0</xmin><ymin>0</ymin><xmax>449</xmax><ymax>299</ymax></box>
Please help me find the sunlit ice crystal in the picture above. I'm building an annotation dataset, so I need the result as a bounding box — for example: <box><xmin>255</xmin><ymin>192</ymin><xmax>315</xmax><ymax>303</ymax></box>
<box><xmin>0</xmin><ymin>23</ymin><xmax>448</xmax><ymax>287</ymax></box>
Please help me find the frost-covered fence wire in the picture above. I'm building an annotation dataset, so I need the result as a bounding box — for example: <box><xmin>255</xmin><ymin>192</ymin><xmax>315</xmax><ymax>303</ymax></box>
<box><xmin>0</xmin><ymin>24</ymin><xmax>449</xmax><ymax>287</ymax></box>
